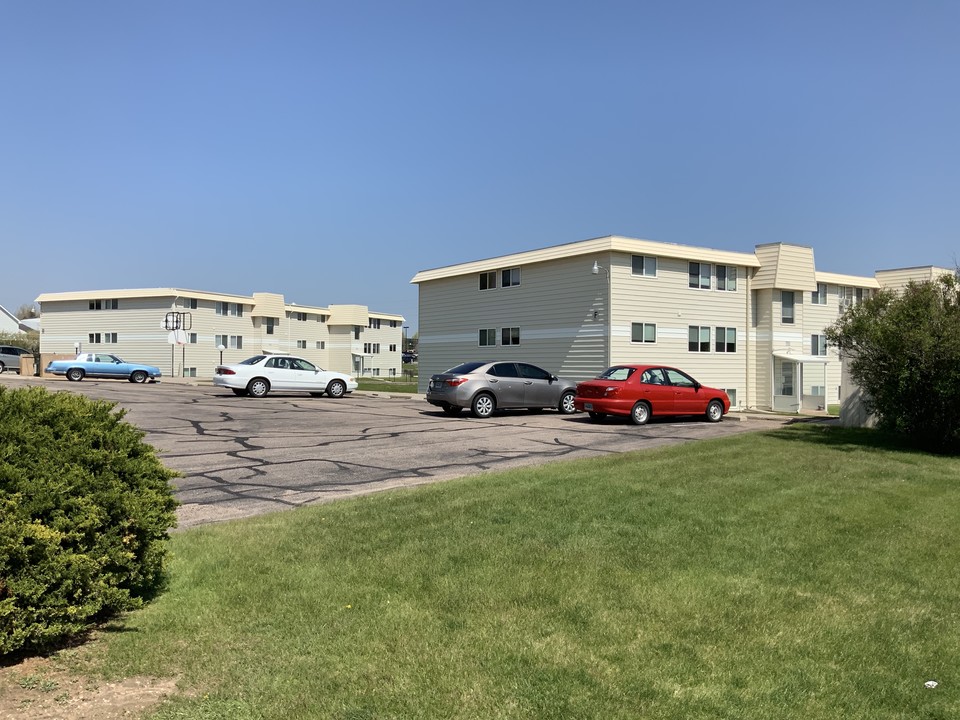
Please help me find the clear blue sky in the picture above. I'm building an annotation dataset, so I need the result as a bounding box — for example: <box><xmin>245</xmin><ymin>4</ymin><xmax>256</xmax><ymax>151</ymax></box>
<box><xmin>2</xmin><ymin>1</ymin><xmax>957</xmax><ymax>330</ymax></box>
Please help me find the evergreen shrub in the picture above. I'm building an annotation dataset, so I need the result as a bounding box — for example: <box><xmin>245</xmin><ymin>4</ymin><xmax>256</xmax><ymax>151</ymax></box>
<box><xmin>0</xmin><ymin>386</ymin><xmax>178</xmax><ymax>655</ymax></box>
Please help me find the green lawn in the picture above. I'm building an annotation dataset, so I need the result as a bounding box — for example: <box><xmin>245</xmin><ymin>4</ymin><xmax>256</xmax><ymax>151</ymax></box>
<box><xmin>357</xmin><ymin>372</ymin><xmax>418</xmax><ymax>394</ymax></box>
<box><xmin>69</xmin><ymin>424</ymin><xmax>960</xmax><ymax>719</ymax></box>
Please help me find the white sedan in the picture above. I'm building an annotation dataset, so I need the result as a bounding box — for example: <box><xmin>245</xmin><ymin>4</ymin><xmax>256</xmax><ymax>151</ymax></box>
<box><xmin>213</xmin><ymin>355</ymin><xmax>358</xmax><ymax>399</ymax></box>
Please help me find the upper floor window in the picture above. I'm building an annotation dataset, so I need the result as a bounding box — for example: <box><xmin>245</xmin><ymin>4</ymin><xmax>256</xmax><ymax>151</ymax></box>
<box><xmin>501</xmin><ymin>268</ymin><xmax>521</xmax><ymax>288</ymax></box>
<box><xmin>354</xmin><ymin>326</ymin><xmax>361</xmax><ymax>340</ymax></box>
<box><xmin>296</xmin><ymin>340</ymin><xmax>307</xmax><ymax>349</ymax></box>
<box><xmin>781</xmin><ymin>291</ymin><xmax>795</xmax><ymax>324</ymax></box>
<box><xmin>716</xmin><ymin>266</ymin><xmax>737</xmax><ymax>291</ymax></box>
<box><xmin>318</xmin><ymin>314</ymin><xmax>327</xmax><ymax>323</ymax></box>
<box><xmin>316</xmin><ymin>341</ymin><xmax>325</xmax><ymax>349</ymax></box>
<box><xmin>631</xmin><ymin>322</ymin><xmax>656</xmax><ymax>343</ymax></box>
<box><xmin>631</xmin><ymin>255</ymin><xmax>657</xmax><ymax>277</ymax></box>
<box><xmin>501</xmin><ymin>327</ymin><xmax>520</xmax><ymax>345</ymax></box>
<box><xmin>688</xmin><ymin>326</ymin><xmax>710</xmax><ymax>352</ymax></box>
<box><xmin>89</xmin><ymin>299</ymin><xmax>118</xmax><ymax>310</ymax></box>
<box><xmin>293</xmin><ymin>312</ymin><xmax>307</xmax><ymax>322</ymax></box>
<box><xmin>390</xmin><ymin>320</ymin><xmax>399</xmax><ymax>328</ymax></box>
<box><xmin>715</xmin><ymin>327</ymin><xmax>737</xmax><ymax>353</ymax></box>
<box><xmin>264</xmin><ymin>317</ymin><xmax>277</xmax><ymax>335</ymax></box>
<box><xmin>180</xmin><ymin>298</ymin><xmax>198</xmax><ymax>310</ymax></box>
<box><xmin>479</xmin><ymin>271</ymin><xmax>497</xmax><ymax>291</ymax></box>
<box><xmin>811</xmin><ymin>283</ymin><xmax>827</xmax><ymax>305</ymax></box>
<box><xmin>215</xmin><ymin>301</ymin><xmax>243</xmax><ymax>317</ymax></box>
<box><xmin>689</xmin><ymin>262</ymin><xmax>711</xmax><ymax>289</ymax></box>
<box><xmin>840</xmin><ymin>286</ymin><xmax>870</xmax><ymax>309</ymax></box>
<box><xmin>811</xmin><ymin>334</ymin><xmax>827</xmax><ymax>356</ymax></box>
<box><xmin>369</xmin><ymin>318</ymin><xmax>381</xmax><ymax>329</ymax></box>
<box><xmin>188</xmin><ymin>333</ymin><xmax>197</xmax><ymax>344</ymax></box>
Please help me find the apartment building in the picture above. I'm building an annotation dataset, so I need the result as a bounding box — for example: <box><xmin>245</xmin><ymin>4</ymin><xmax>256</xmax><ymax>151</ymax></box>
<box><xmin>411</xmin><ymin>235</ymin><xmax>946</xmax><ymax>412</ymax></box>
<box><xmin>35</xmin><ymin>288</ymin><xmax>404</xmax><ymax>380</ymax></box>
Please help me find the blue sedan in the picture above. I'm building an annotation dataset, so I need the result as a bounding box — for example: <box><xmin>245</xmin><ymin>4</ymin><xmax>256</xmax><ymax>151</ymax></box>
<box><xmin>45</xmin><ymin>353</ymin><xmax>162</xmax><ymax>383</ymax></box>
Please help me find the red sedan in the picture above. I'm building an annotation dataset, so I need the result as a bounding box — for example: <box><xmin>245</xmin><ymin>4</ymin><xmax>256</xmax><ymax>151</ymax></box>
<box><xmin>574</xmin><ymin>364</ymin><xmax>730</xmax><ymax>425</ymax></box>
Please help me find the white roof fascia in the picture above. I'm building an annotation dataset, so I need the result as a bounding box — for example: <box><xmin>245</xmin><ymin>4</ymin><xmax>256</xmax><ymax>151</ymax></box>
<box><xmin>814</xmin><ymin>272</ymin><xmax>881</xmax><ymax>289</ymax></box>
<box><xmin>772</xmin><ymin>350</ymin><xmax>830</xmax><ymax>364</ymax></box>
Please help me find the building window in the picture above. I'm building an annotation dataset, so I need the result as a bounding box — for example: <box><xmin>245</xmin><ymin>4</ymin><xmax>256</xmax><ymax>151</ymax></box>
<box><xmin>688</xmin><ymin>262</ymin><xmax>711</xmax><ymax>289</ymax></box>
<box><xmin>369</xmin><ymin>318</ymin><xmax>381</xmax><ymax>329</ymax></box>
<box><xmin>479</xmin><ymin>271</ymin><xmax>497</xmax><ymax>291</ymax></box>
<box><xmin>216</xmin><ymin>301</ymin><xmax>242</xmax><ymax>317</ymax></box>
<box><xmin>811</xmin><ymin>334</ymin><xmax>827</xmax><ymax>356</ymax></box>
<box><xmin>390</xmin><ymin>320</ymin><xmax>399</xmax><ymax>328</ymax></box>
<box><xmin>722</xmin><ymin>389</ymin><xmax>737</xmax><ymax>407</ymax></box>
<box><xmin>716</xmin><ymin>266</ymin><xmax>737</xmax><ymax>291</ymax></box>
<box><xmin>293</xmin><ymin>312</ymin><xmax>307</xmax><ymax>322</ymax></box>
<box><xmin>215</xmin><ymin>334</ymin><xmax>228</xmax><ymax>347</ymax></box>
<box><xmin>183</xmin><ymin>368</ymin><xmax>197</xmax><ymax>378</ymax></box>
<box><xmin>316</xmin><ymin>341</ymin><xmax>325</xmax><ymax>349</ymax></box>
<box><xmin>839</xmin><ymin>286</ymin><xmax>869</xmax><ymax>310</ymax></box>
<box><xmin>479</xmin><ymin>328</ymin><xmax>496</xmax><ymax>346</ymax></box>
<box><xmin>180</xmin><ymin>298</ymin><xmax>198</xmax><ymax>309</ymax></box>
<box><xmin>89</xmin><ymin>299</ymin><xmax>118</xmax><ymax>310</ymax></box>
<box><xmin>354</xmin><ymin>326</ymin><xmax>361</xmax><ymax>340</ymax></box>
<box><xmin>715</xmin><ymin>327</ymin><xmax>737</xmax><ymax>352</ymax></box>
<box><xmin>631</xmin><ymin>255</ymin><xmax>657</xmax><ymax>277</ymax></box>
<box><xmin>389</xmin><ymin>344</ymin><xmax>397</xmax><ymax>352</ymax></box>
<box><xmin>363</xmin><ymin>343</ymin><xmax>381</xmax><ymax>354</ymax></box>
<box><xmin>812</xmin><ymin>283</ymin><xmax>827</xmax><ymax>305</ymax></box>
<box><xmin>781</xmin><ymin>291</ymin><xmax>795</xmax><ymax>324</ymax></box>
<box><xmin>501</xmin><ymin>327</ymin><xmax>520</xmax><ymax>345</ymax></box>
<box><xmin>297</xmin><ymin>340</ymin><xmax>307</xmax><ymax>349</ymax></box>
<box><xmin>318</xmin><ymin>315</ymin><xmax>327</xmax><ymax>323</ymax></box>
<box><xmin>88</xmin><ymin>332</ymin><xmax>118</xmax><ymax>344</ymax></box>
<box><xmin>810</xmin><ymin>385</ymin><xmax>825</xmax><ymax>396</ymax></box>
<box><xmin>264</xmin><ymin>318</ymin><xmax>277</xmax><ymax>335</ymax></box>
<box><xmin>389</xmin><ymin>368</ymin><xmax>396</xmax><ymax>376</ymax></box>
<box><xmin>631</xmin><ymin>322</ymin><xmax>656</xmax><ymax>343</ymax></box>
<box><xmin>188</xmin><ymin>333</ymin><xmax>197</xmax><ymax>344</ymax></box>
<box><xmin>230</xmin><ymin>335</ymin><xmax>243</xmax><ymax>349</ymax></box>
<box><xmin>688</xmin><ymin>326</ymin><xmax>711</xmax><ymax>352</ymax></box>
<box><xmin>501</xmin><ymin>268</ymin><xmax>521</xmax><ymax>288</ymax></box>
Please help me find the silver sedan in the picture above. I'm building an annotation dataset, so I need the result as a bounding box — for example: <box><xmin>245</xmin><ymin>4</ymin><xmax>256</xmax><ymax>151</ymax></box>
<box><xmin>426</xmin><ymin>361</ymin><xmax>578</xmax><ymax>418</ymax></box>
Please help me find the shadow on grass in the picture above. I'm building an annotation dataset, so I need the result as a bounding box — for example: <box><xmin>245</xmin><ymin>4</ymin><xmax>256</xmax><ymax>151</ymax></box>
<box><xmin>762</xmin><ymin>420</ymin><xmax>957</xmax><ymax>456</ymax></box>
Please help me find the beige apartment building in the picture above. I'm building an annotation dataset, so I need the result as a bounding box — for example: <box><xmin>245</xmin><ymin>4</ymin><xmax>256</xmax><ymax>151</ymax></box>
<box><xmin>35</xmin><ymin>288</ymin><xmax>404</xmax><ymax>380</ymax></box>
<box><xmin>411</xmin><ymin>235</ymin><xmax>949</xmax><ymax>412</ymax></box>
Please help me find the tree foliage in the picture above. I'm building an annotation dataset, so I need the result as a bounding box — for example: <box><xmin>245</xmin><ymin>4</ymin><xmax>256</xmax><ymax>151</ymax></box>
<box><xmin>0</xmin><ymin>386</ymin><xmax>179</xmax><ymax>656</ymax></box>
<box><xmin>826</xmin><ymin>273</ymin><xmax>960</xmax><ymax>452</ymax></box>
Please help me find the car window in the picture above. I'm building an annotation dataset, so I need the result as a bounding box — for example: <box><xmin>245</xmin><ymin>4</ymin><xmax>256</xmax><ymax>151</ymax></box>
<box><xmin>598</xmin><ymin>366</ymin><xmax>634</xmax><ymax>381</ymax></box>
<box><xmin>518</xmin><ymin>363</ymin><xmax>551</xmax><ymax>381</ymax></box>
<box><xmin>290</xmin><ymin>359</ymin><xmax>316</xmax><ymax>371</ymax></box>
<box><xmin>446</xmin><ymin>362</ymin><xmax>486</xmax><ymax>374</ymax></box>
<box><xmin>94</xmin><ymin>354</ymin><xmax>112</xmax><ymax>363</ymax></box>
<box><xmin>489</xmin><ymin>363</ymin><xmax>520</xmax><ymax>378</ymax></box>
<box><xmin>663</xmin><ymin>368</ymin><xmax>696</xmax><ymax>387</ymax></box>
<box><xmin>240</xmin><ymin>356</ymin><xmax>267</xmax><ymax>365</ymax></box>
<box><xmin>640</xmin><ymin>368</ymin><xmax>666</xmax><ymax>385</ymax></box>
<box><xmin>266</xmin><ymin>357</ymin><xmax>292</xmax><ymax>369</ymax></box>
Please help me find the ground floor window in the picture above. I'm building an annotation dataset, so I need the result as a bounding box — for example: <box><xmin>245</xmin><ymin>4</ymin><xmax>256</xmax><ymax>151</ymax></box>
<box><xmin>183</xmin><ymin>367</ymin><xmax>197</xmax><ymax>378</ymax></box>
<box><xmin>715</xmin><ymin>327</ymin><xmax>736</xmax><ymax>352</ymax></box>
<box><xmin>501</xmin><ymin>327</ymin><xmax>520</xmax><ymax>346</ymax></box>
<box><xmin>688</xmin><ymin>326</ymin><xmax>710</xmax><ymax>352</ymax></box>
<box><xmin>479</xmin><ymin>328</ymin><xmax>496</xmax><ymax>346</ymax></box>
<box><xmin>297</xmin><ymin>340</ymin><xmax>307</xmax><ymax>349</ymax></box>
<box><xmin>631</xmin><ymin>322</ymin><xmax>656</xmax><ymax>343</ymax></box>
<box><xmin>88</xmin><ymin>332</ymin><xmax>118</xmax><ymax>344</ymax></box>
<box><xmin>722</xmin><ymin>388</ymin><xmax>737</xmax><ymax>407</ymax></box>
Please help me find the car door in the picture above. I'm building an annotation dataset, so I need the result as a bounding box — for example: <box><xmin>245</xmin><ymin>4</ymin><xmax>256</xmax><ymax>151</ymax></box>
<box><xmin>94</xmin><ymin>354</ymin><xmax>123</xmax><ymax>379</ymax></box>
<box><xmin>638</xmin><ymin>367</ymin><xmax>675</xmax><ymax>414</ymax></box>
<box><xmin>264</xmin><ymin>357</ymin><xmax>294</xmax><ymax>390</ymax></box>
<box><xmin>487</xmin><ymin>362</ymin><xmax>524</xmax><ymax>408</ymax></box>
<box><xmin>663</xmin><ymin>368</ymin><xmax>703</xmax><ymax>415</ymax></box>
<box><xmin>287</xmin><ymin>357</ymin><xmax>322</xmax><ymax>391</ymax></box>
<box><xmin>518</xmin><ymin>363</ymin><xmax>557</xmax><ymax>408</ymax></box>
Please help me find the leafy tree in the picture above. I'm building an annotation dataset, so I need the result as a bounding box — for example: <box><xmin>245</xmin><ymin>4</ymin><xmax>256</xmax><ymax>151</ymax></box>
<box><xmin>826</xmin><ymin>273</ymin><xmax>960</xmax><ymax>452</ymax></box>
<box><xmin>15</xmin><ymin>304</ymin><xmax>38</xmax><ymax>320</ymax></box>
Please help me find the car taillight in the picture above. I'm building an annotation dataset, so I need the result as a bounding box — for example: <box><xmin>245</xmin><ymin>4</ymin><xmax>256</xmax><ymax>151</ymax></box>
<box><xmin>445</xmin><ymin>377</ymin><xmax>469</xmax><ymax>387</ymax></box>
<box><xmin>217</xmin><ymin>367</ymin><xmax>236</xmax><ymax>375</ymax></box>
<box><xmin>604</xmin><ymin>386</ymin><xmax>620</xmax><ymax>396</ymax></box>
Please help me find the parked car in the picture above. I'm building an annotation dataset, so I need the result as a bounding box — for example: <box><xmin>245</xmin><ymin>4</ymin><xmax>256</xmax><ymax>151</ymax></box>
<box><xmin>44</xmin><ymin>353</ymin><xmax>162</xmax><ymax>383</ymax></box>
<box><xmin>427</xmin><ymin>361</ymin><xmax>578</xmax><ymax>418</ymax></box>
<box><xmin>575</xmin><ymin>364</ymin><xmax>729</xmax><ymax>425</ymax></box>
<box><xmin>0</xmin><ymin>345</ymin><xmax>32</xmax><ymax>374</ymax></box>
<box><xmin>402</xmin><ymin>351</ymin><xmax>418</xmax><ymax>363</ymax></box>
<box><xmin>213</xmin><ymin>354</ymin><xmax>358</xmax><ymax>398</ymax></box>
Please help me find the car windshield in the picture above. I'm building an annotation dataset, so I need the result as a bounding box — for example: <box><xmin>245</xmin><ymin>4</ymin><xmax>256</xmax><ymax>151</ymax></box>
<box><xmin>239</xmin><ymin>356</ymin><xmax>268</xmax><ymax>365</ymax></box>
<box><xmin>444</xmin><ymin>361</ymin><xmax>486</xmax><ymax>374</ymax></box>
<box><xmin>597</xmin><ymin>366</ymin><xmax>635</xmax><ymax>381</ymax></box>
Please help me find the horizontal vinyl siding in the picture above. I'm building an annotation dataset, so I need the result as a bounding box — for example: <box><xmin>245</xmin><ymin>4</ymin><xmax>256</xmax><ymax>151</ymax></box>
<box><xmin>417</xmin><ymin>255</ymin><xmax>607</xmax><ymax>391</ymax></box>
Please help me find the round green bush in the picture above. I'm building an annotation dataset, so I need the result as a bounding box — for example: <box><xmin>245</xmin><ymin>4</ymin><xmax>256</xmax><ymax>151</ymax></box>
<box><xmin>0</xmin><ymin>385</ymin><xmax>178</xmax><ymax>655</ymax></box>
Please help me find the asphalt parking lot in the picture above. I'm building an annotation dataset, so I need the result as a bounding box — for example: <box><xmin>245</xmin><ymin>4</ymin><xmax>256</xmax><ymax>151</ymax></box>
<box><xmin>1</xmin><ymin>374</ymin><xmax>791</xmax><ymax>529</ymax></box>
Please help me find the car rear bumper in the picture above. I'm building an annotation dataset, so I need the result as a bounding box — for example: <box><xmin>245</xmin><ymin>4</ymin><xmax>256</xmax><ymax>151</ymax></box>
<box><xmin>573</xmin><ymin>397</ymin><xmax>632</xmax><ymax>416</ymax></box>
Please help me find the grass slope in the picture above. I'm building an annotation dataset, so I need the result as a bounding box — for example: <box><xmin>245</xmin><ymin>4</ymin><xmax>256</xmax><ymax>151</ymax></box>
<box><xmin>84</xmin><ymin>424</ymin><xmax>959</xmax><ymax>719</ymax></box>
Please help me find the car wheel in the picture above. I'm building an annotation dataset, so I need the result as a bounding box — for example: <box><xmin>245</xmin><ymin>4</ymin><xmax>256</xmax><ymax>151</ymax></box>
<box><xmin>247</xmin><ymin>378</ymin><xmax>270</xmax><ymax>398</ymax></box>
<box><xmin>558</xmin><ymin>390</ymin><xmax>576</xmax><ymax>414</ymax></box>
<box><xmin>327</xmin><ymin>380</ymin><xmax>346</xmax><ymax>398</ymax></box>
<box><xmin>0</xmin><ymin>362</ymin><xmax>5</xmax><ymax>374</ymax></box>
<box><xmin>588</xmin><ymin>411</ymin><xmax>605</xmax><ymax>422</ymax></box>
<box><xmin>630</xmin><ymin>401</ymin><xmax>651</xmax><ymax>425</ymax></box>
<box><xmin>130</xmin><ymin>370</ymin><xmax>148</xmax><ymax>384</ymax></box>
<box><xmin>441</xmin><ymin>404</ymin><xmax>463</xmax><ymax>416</ymax></box>
<box><xmin>706</xmin><ymin>399</ymin><xmax>724</xmax><ymax>423</ymax></box>
<box><xmin>471</xmin><ymin>393</ymin><xmax>495</xmax><ymax>419</ymax></box>
<box><xmin>66</xmin><ymin>368</ymin><xmax>85</xmax><ymax>382</ymax></box>
<box><xmin>231</xmin><ymin>388</ymin><xmax>247</xmax><ymax>396</ymax></box>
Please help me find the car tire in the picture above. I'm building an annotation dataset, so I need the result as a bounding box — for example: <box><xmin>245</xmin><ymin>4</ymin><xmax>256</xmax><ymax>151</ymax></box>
<box><xmin>247</xmin><ymin>378</ymin><xmax>270</xmax><ymax>398</ymax></box>
<box><xmin>130</xmin><ymin>370</ymin><xmax>148</xmax><ymax>384</ymax></box>
<box><xmin>471</xmin><ymin>393</ymin><xmax>495</xmax><ymax>419</ymax></box>
<box><xmin>441</xmin><ymin>404</ymin><xmax>463</xmax><ymax>416</ymax></box>
<box><xmin>0</xmin><ymin>362</ymin><xmax>5</xmax><ymax>374</ymax></box>
<box><xmin>706</xmin><ymin>399</ymin><xmax>724</xmax><ymax>423</ymax></box>
<box><xmin>327</xmin><ymin>380</ymin><xmax>346</xmax><ymax>398</ymax></box>
<box><xmin>231</xmin><ymin>388</ymin><xmax>247</xmax><ymax>396</ymax></box>
<box><xmin>558</xmin><ymin>390</ymin><xmax>576</xmax><ymax>414</ymax></box>
<box><xmin>630</xmin><ymin>401</ymin><xmax>651</xmax><ymax>425</ymax></box>
<box><xmin>66</xmin><ymin>368</ymin><xmax>85</xmax><ymax>382</ymax></box>
<box><xmin>588</xmin><ymin>411</ymin><xmax>605</xmax><ymax>422</ymax></box>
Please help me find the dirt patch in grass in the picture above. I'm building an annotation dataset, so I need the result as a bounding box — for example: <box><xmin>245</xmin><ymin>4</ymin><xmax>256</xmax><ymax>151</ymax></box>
<box><xmin>0</xmin><ymin>655</ymin><xmax>177</xmax><ymax>720</ymax></box>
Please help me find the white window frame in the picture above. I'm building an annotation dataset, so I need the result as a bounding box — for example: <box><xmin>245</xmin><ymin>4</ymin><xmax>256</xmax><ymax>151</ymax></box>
<box><xmin>479</xmin><ymin>328</ymin><xmax>496</xmax><ymax>346</ymax></box>
<box><xmin>501</xmin><ymin>327</ymin><xmax>521</xmax><ymax>345</ymax></box>
<box><xmin>501</xmin><ymin>268</ymin><xmax>521</xmax><ymax>288</ymax></box>
<box><xmin>688</xmin><ymin>326</ymin><xmax>711</xmax><ymax>352</ymax></box>
<box><xmin>479</xmin><ymin>271</ymin><xmax>497</xmax><ymax>291</ymax></box>
<box><xmin>631</xmin><ymin>322</ymin><xmax>656</xmax><ymax>343</ymax></box>
<box><xmin>715</xmin><ymin>327</ymin><xmax>737</xmax><ymax>353</ymax></box>
<box><xmin>689</xmin><ymin>262</ymin><xmax>711</xmax><ymax>290</ymax></box>
<box><xmin>811</xmin><ymin>334</ymin><xmax>827</xmax><ymax>356</ymax></box>
<box><xmin>812</xmin><ymin>283</ymin><xmax>827</xmax><ymax>305</ymax></box>
<box><xmin>781</xmin><ymin>291</ymin><xmax>795</xmax><ymax>324</ymax></box>
<box><xmin>716</xmin><ymin>266</ymin><xmax>737</xmax><ymax>292</ymax></box>
<box><xmin>631</xmin><ymin>255</ymin><xmax>657</xmax><ymax>278</ymax></box>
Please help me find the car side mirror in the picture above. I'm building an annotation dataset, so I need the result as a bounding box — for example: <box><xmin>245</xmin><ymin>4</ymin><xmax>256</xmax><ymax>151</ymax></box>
<box><xmin>550</xmin><ymin>375</ymin><xmax>558</xmax><ymax>383</ymax></box>
<box><xmin>694</xmin><ymin>381</ymin><xmax>701</xmax><ymax>390</ymax></box>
